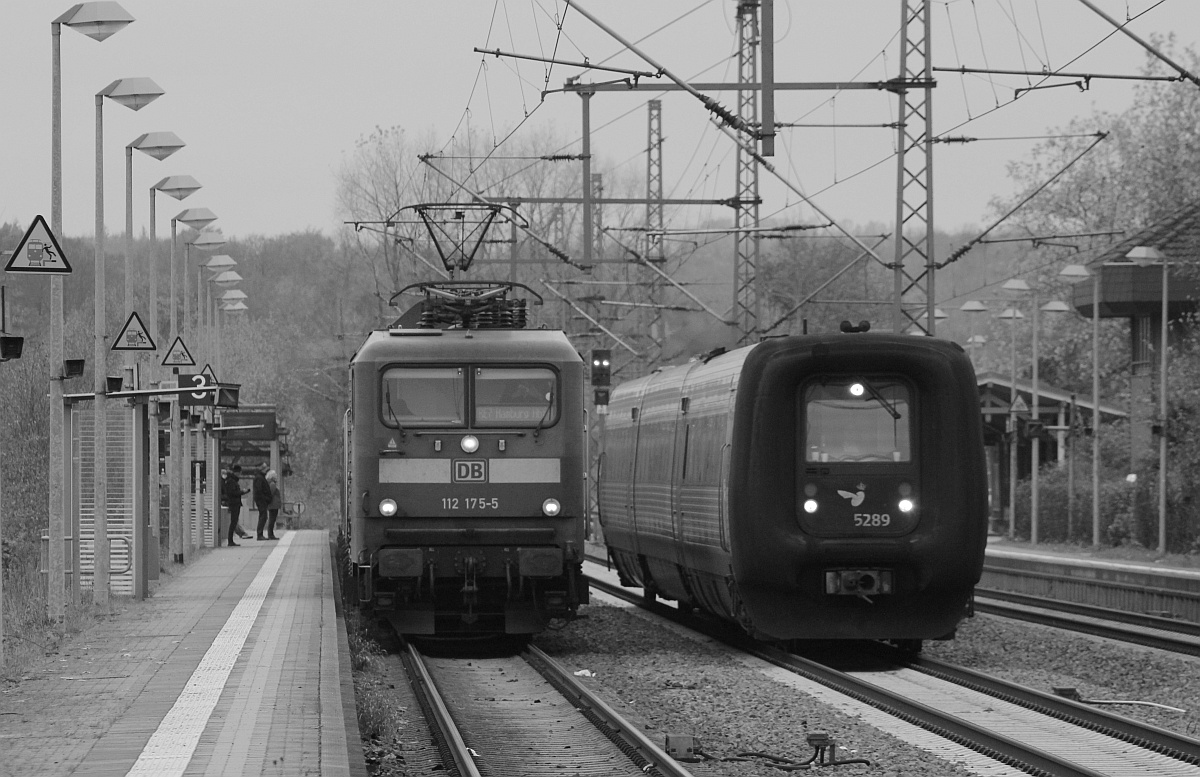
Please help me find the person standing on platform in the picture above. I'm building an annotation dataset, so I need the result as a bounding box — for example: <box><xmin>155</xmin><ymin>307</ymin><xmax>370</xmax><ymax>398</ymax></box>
<box><xmin>222</xmin><ymin>466</ymin><xmax>251</xmax><ymax>547</ymax></box>
<box><xmin>266</xmin><ymin>469</ymin><xmax>282</xmax><ymax>540</ymax></box>
<box><xmin>253</xmin><ymin>462</ymin><xmax>272</xmax><ymax>540</ymax></box>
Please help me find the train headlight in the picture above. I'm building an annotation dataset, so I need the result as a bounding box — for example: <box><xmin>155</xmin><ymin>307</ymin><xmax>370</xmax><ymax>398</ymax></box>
<box><xmin>542</xmin><ymin>498</ymin><xmax>561</xmax><ymax>516</ymax></box>
<box><xmin>460</xmin><ymin>434</ymin><xmax>480</xmax><ymax>453</ymax></box>
<box><xmin>803</xmin><ymin>498</ymin><xmax>819</xmax><ymax>514</ymax></box>
<box><xmin>898</xmin><ymin>498</ymin><xmax>914</xmax><ymax>513</ymax></box>
<box><xmin>379</xmin><ymin>498</ymin><xmax>398</xmax><ymax>517</ymax></box>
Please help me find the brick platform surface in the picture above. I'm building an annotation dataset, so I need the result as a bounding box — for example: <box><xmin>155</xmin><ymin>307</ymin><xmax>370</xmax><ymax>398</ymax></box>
<box><xmin>0</xmin><ymin>530</ymin><xmax>366</xmax><ymax>777</ymax></box>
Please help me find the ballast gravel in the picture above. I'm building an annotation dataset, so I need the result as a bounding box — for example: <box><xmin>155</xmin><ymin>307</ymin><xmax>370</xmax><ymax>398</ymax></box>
<box><xmin>529</xmin><ymin>601</ymin><xmax>1200</xmax><ymax>777</ymax></box>
<box><xmin>353</xmin><ymin>598</ymin><xmax>1200</xmax><ymax>776</ymax></box>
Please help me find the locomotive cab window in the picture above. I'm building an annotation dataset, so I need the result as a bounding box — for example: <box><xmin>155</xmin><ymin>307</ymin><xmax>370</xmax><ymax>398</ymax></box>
<box><xmin>475</xmin><ymin>367</ymin><xmax>558</xmax><ymax>427</ymax></box>
<box><xmin>381</xmin><ymin>367</ymin><xmax>465</xmax><ymax>427</ymax></box>
<box><xmin>804</xmin><ymin>378</ymin><xmax>911</xmax><ymax>462</ymax></box>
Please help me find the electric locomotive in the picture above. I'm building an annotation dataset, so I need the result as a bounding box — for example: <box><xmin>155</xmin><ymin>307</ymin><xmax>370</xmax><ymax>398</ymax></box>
<box><xmin>345</xmin><ymin>281</ymin><xmax>588</xmax><ymax>635</ymax></box>
<box><xmin>598</xmin><ymin>330</ymin><xmax>987</xmax><ymax>644</ymax></box>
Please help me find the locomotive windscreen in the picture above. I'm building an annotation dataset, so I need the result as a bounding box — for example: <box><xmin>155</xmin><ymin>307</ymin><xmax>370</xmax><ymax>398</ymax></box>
<box><xmin>380</xmin><ymin>365</ymin><xmax>557</xmax><ymax>428</ymax></box>
<box><xmin>475</xmin><ymin>367</ymin><xmax>557</xmax><ymax>426</ymax></box>
<box><xmin>804</xmin><ymin>379</ymin><xmax>911</xmax><ymax>463</ymax></box>
<box><xmin>382</xmin><ymin>367</ymin><xmax>465</xmax><ymax>426</ymax></box>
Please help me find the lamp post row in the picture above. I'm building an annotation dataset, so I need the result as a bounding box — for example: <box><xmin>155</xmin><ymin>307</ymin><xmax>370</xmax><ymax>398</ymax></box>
<box><xmin>965</xmin><ymin>250</ymin><xmax>1171</xmax><ymax>556</ymax></box>
<box><xmin>48</xmin><ymin>2</ymin><xmax>246</xmax><ymax>616</ymax></box>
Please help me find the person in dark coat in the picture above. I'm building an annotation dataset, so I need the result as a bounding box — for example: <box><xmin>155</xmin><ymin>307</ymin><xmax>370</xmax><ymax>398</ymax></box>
<box><xmin>266</xmin><ymin>469</ymin><xmax>282</xmax><ymax>540</ymax></box>
<box><xmin>221</xmin><ymin>465</ymin><xmax>250</xmax><ymax>547</ymax></box>
<box><xmin>253</xmin><ymin>462</ymin><xmax>272</xmax><ymax>540</ymax></box>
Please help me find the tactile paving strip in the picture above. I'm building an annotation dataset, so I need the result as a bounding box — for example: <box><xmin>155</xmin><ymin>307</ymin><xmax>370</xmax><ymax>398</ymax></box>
<box><xmin>122</xmin><ymin>534</ymin><xmax>294</xmax><ymax>776</ymax></box>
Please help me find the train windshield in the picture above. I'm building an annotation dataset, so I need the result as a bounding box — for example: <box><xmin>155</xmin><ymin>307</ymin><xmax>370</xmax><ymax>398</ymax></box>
<box><xmin>475</xmin><ymin>367</ymin><xmax>558</xmax><ymax>427</ymax></box>
<box><xmin>381</xmin><ymin>367</ymin><xmax>465</xmax><ymax>427</ymax></box>
<box><xmin>803</xmin><ymin>379</ymin><xmax>911</xmax><ymax>462</ymax></box>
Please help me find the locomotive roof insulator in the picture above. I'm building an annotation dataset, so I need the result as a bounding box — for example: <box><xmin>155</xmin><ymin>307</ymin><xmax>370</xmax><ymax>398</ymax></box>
<box><xmin>389</xmin><ymin>280</ymin><xmax>543</xmax><ymax>331</ymax></box>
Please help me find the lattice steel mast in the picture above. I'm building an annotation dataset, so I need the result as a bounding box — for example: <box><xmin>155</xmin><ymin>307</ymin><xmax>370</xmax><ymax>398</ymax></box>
<box><xmin>733</xmin><ymin>1</ymin><xmax>763</xmax><ymax>345</ymax></box>
<box><xmin>893</xmin><ymin>0</ymin><xmax>936</xmax><ymax>334</ymax></box>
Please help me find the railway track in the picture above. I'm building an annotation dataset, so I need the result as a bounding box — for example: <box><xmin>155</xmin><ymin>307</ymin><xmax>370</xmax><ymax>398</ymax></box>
<box><xmin>400</xmin><ymin>638</ymin><xmax>696</xmax><ymax>777</ymax></box>
<box><xmin>975</xmin><ymin>588</ymin><xmax>1200</xmax><ymax>657</ymax></box>
<box><xmin>585</xmin><ymin>563</ymin><xmax>1200</xmax><ymax>776</ymax></box>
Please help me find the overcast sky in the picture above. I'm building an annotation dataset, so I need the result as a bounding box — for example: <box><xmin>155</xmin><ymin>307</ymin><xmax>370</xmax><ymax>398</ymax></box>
<box><xmin>2</xmin><ymin>1</ymin><xmax>1198</xmax><ymax>242</ymax></box>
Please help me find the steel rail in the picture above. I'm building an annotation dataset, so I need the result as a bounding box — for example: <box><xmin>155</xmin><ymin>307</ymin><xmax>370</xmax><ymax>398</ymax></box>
<box><xmin>402</xmin><ymin>641</ymin><xmax>483</xmax><ymax>777</ymax></box>
<box><xmin>898</xmin><ymin>648</ymin><xmax>1200</xmax><ymax>768</ymax></box>
<box><xmin>974</xmin><ymin>591</ymin><xmax>1200</xmax><ymax>658</ymax></box>
<box><xmin>524</xmin><ymin>645</ymin><xmax>697</xmax><ymax>777</ymax></box>
<box><xmin>587</xmin><ymin>573</ymin><xmax>1136</xmax><ymax>777</ymax></box>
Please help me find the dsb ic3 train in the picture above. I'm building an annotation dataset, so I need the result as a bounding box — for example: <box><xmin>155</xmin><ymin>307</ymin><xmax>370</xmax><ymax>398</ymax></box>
<box><xmin>599</xmin><ymin>331</ymin><xmax>988</xmax><ymax>645</ymax></box>
<box><xmin>345</xmin><ymin>281</ymin><xmax>588</xmax><ymax>636</ymax></box>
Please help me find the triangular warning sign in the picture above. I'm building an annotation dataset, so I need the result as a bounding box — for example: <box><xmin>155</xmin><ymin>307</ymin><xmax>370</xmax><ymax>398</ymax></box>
<box><xmin>200</xmin><ymin>363</ymin><xmax>218</xmax><ymax>383</ymax></box>
<box><xmin>5</xmin><ymin>215</ymin><xmax>71</xmax><ymax>274</ymax></box>
<box><xmin>162</xmin><ymin>336</ymin><xmax>196</xmax><ymax>367</ymax></box>
<box><xmin>1011</xmin><ymin>395</ymin><xmax>1030</xmax><ymax>415</ymax></box>
<box><xmin>112</xmin><ymin>311</ymin><xmax>156</xmax><ymax>351</ymax></box>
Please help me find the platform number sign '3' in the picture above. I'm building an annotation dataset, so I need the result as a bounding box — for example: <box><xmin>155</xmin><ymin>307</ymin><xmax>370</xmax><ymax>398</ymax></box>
<box><xmin>180</xmin><ymin>373</ymin><xmax>214</xmax><ymax>406</ymax></box>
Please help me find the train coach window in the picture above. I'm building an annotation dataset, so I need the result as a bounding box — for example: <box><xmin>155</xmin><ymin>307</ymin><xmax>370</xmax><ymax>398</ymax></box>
<box><xmin>804</xmin><ymin>379</ymin><xmax>911</xmax><ymax>463</ymax></box>
<box><xmin>381</xmin><ymin>367</ymin><xmax>465</xmax><ymax>426</ymax></box>
<box><xmin>475</xmin><ymin>367</ymin><xmax>558</xmax><ymax>427</ymax></box>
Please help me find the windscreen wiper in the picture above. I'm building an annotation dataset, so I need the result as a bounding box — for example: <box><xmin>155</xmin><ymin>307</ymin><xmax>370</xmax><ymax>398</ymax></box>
<box><xmin>385</xmin><ymin>385</ymin><xmax>407</xmax><ymax>439</ymax></box>
<box><xmin>862</xmin><ymin>381</ymin><xmax>901</xmax><ymax>420</ymax></box>
<box><xmin>533</xmin><ymin>390</ymin><xmax>554</xmax><ymax>438</ymax></box>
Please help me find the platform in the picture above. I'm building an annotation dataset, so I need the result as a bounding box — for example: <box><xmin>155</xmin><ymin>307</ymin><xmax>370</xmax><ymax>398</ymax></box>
<box><xmin>0</xmin><ymin>530</ymin><xmax>366</xmax><ymax>777</ymax></box>
<box><xmin>983</xmin><ymin>538</ymin><xmax>1200</xmax><ymax>624</ymax></box>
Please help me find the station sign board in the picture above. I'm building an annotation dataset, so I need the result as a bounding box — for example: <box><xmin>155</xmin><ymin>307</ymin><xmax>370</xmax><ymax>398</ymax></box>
<box><xmin>220</xmin><ymin>410</ymin><xmax>277</xmax><ymax>440</ymax></box>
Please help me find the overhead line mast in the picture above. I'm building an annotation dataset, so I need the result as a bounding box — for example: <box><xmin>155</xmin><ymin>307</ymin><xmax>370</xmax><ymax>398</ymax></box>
<box><xmin>559</xmin><ymin>0</ymin><xmax>938</xmax><ymax>338</ymax></box>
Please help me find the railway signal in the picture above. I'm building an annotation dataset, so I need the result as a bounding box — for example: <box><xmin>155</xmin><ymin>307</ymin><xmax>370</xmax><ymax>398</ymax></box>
<box><xmin>590</xmin><ymin>349</ymin><xmax>611</xmax><ymax>386</ymax></box>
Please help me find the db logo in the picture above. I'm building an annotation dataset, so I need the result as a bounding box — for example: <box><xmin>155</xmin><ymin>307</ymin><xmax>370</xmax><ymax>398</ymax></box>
<box><xmin>453</xmin><ymin>460</ymin><xmax>488</xmax><ymax>483</ymax></box>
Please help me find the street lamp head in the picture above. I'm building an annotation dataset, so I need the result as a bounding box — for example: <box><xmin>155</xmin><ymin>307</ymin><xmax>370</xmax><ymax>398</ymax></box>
<box><xmin>997</xmin><ymin>307</ymin><xmax>1025</xmax><ymax>320</ymax></box>
<box><xmin>56</xmin><ymin>2</ymin><xmax>134</xmax><ymax>41</ymax></box>
<box><xmin>221</xmin><ymin>301</ymin><xmax>249</xmax><ymax>312</ymax></box>
<box><xmin>220</xmin><ymin>289</ymin><xmax>247</xmax><ymax>301</ymax></box>
<box><xmin>98</xmin><ymin>77</ymin><xmax>164</xmax><ymax>111</ymax></box>
<box><xmin>154</xmin><ymin>175</ymin><xmax>201</xmax><ymax>201</ymax></box>
<box><xmin>186</xmin><ymin>229</ymin><xmax>226</xmax><ymax>251</ymax></box>
<box><xmin>1040</xmin><ymin>300</ymin><xmax>1071</xmax><ymax>314</ymax></box>
<box><xmin>960</xmin><ymin>300</ymin><xmax>988</xmax><ymax>313</ymax></box>
<box><xmin>204</xmin><ymin>255</ymin><xmax>237</xmax><ymax>271</ymax></box>
<box><xmin>175</xmin><ymin>207</ymin><xmax>218</xmax><ymax>231</ymax></box>
<box><xmin>1058</xmin><ymin>263</ymin><xmax>1091</xmax><ymax>283</ymax></box>
<box><xmin>1001</xmin><ymin>278</ymin><xmax>1032</xmax><ymax>292</ymax></box>
<box><xmin>1125</xmin><ymin>245</ymin><xmax>1167</xmax><ymax>267</ymax></box>
<box><xmin>211</xmin><ymin>270</ymin><xmax>242</xmax><ymax>286</ymax></box>
<box><xmin>129</xmin><ymin>131</ymin><xmax>184</xmax><ymax>161</ymax></box>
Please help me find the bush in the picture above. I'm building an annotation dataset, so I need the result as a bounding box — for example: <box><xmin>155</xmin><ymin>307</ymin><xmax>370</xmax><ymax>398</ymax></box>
<box><xmin>1011</xmin><ymin>462</ymin><xmax>1198</xmax><ymax>552</ymax></box>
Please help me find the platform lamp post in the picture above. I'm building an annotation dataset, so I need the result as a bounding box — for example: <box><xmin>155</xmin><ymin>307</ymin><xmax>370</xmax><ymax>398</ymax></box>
<box><xmin>1002</xmin><ymin>277</ymin><xmax>1070</xmax><ymax>544</ymax></box>
<box><xmin>120</xmin><ymin>132</ymin><xmax>182</xmax><ymax>600</ymax></box>
<box><xmin>997</xmin><ymin>303</ymin><xmax>1025</xmax><ymax>539</ymax></box>
<box><xmin>168</xmin><ymin>208</ymin><xmax>216</xmax><ymax>563</ymax></box>
<box><xmin>217</xmin><ymin>290</ymin><xmax>247</xmax><ymax>378</ymax></box>
<box><xmin>93</xmin><ymin>76</ymin><xmax>164</xmax><ymax>606</ymax></box>
<box><xmin>148</xmin><ymin>176</ymin><xmax>200</xmax><ymax>573</ymax></box>
<box><xmin>49</xmin><ymin>0</ymin><xmax>135</xmax><ymax>624</ymax></box>
<box><xmin>1059</xmin><ymin>262</ymin><xmax>1101</xmax><ymax>546</ymax></box>
<box><xmin>204</xmin><ymin>263</ymin><xmax>238</xmax><ymax>374</ymax></box>
<box><xmin>201</xmin><ymin>256</ymin><xmax>236</xmax><ymax>367</ymax></box>
<box><xmin>184</xmin><ymin>229</ymin><xmax>226</xmax><ymax>340</ymax></box>
<box><xmin>125</xmin><ymin>134</ymin><xmax>183</xmax><ymax>363</ymax></box>
<box><xmin>182</xmin><ymin>229</ymin><xmax>225</xmax><ymax>553</ymax></box>
<box><xmin>960</xmin><ymin>299</ymin><xmax>988</xmax><ymax>362</ymax></box>
<box><xmin>1127</xmin><ymin>246</ymin><xmax>1170</xmax><ymax>555</ymax></box>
